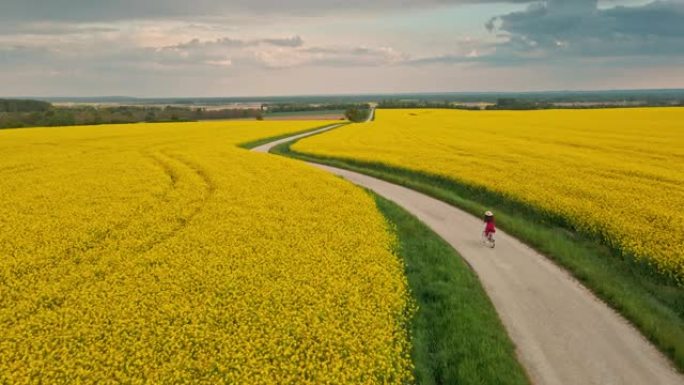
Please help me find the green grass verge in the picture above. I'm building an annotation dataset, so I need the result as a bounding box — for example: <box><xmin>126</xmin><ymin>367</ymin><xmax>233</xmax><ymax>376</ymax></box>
<box><xmin>373</xmin><ymin>193</ymin><xmax>530</xmax><ymax>385</ymax></box>
<box><xmin>272</xmin><ymin>136</ymin><xmax>684</xmax><ymax>372</ymax></box>
<box><xmin>237</xmin><ymin>122</ymin><xmax>347</xmax><ymax>150</ymax></box>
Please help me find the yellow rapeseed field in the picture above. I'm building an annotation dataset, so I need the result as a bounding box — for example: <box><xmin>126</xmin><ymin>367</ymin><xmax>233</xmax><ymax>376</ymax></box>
<box><xmin>0</xmin><ymin>121</ymin><xmax>413</xmax><ymax>384</ymax></box>
<box><xmin>293</xmin><ymin>108</ymin><xmax>684</xmax><ymax>280</ymax></box>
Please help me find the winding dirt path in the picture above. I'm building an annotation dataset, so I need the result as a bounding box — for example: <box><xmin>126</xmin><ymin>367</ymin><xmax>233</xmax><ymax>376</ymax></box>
<box><xmin>252</xmin><ymin>123</ymin><xmax>683</xmax><ymax>385</ymax></box>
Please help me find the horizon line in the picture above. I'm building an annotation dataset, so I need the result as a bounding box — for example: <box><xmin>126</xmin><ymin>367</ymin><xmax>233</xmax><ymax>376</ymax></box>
<box><xmin>5</xmin><ymin>87</ymin><xmax>684</xmax><ymax>101</ymax></box>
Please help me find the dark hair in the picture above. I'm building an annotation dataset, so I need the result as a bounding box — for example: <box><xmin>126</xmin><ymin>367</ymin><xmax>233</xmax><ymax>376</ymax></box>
<box><xmin>484</xmin><ymin>215</ymin><xmax>494</xmax><ymax>223</ymax></box>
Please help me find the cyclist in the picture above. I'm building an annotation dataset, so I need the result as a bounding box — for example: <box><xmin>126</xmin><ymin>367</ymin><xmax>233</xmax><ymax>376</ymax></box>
<box><xmin>484</xmin><ymin>210</ymin><xmax>496</xmax><ymax>241</ymax></box>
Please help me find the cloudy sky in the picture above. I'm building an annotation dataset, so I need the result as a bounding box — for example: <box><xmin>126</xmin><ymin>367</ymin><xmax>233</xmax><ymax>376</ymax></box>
<box><xmin>1</xmin><ymin>0</ymin><xmax>683</xmax><ymax>97</ymax></box>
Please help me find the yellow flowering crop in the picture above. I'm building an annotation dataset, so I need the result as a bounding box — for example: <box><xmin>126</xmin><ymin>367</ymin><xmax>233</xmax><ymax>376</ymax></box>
<box><xmin>293</xmin><ymin>108</ymin><xmax>684</xmax><ymax>280</ymax></box>
<box><xmin>0</xmin><ymin>121</ymin><xmax>413</xmax><ymax>384</ymax></box>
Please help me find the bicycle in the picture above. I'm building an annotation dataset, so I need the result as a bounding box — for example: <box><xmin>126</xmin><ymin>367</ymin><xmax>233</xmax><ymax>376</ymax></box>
<box><xmin>481</xmin><ymin>230</ymin><xmax>496</xmax><ymax>248</ymax></box>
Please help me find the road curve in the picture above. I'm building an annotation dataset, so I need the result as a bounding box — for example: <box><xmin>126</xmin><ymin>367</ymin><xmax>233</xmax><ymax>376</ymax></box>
<box><xmin>251</xmin><ymin>124</ymin><xmax>346</xmax><ymax>153</ymax></box>
<box><xmin>252</xmin><ymin>124</ymin><xmax>683</xmax><ymax>385</ymax></box>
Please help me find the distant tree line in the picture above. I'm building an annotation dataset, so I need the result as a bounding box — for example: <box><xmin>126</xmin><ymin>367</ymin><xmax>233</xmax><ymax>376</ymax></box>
<box><xmin>0</xmin><ymin>99</ymin><xmax>52</xmax><ymax>113</ymax></box>
<box><xmin>264</xmin><ymin>103</ymin><xmax>370</xmax><ymax>113</ymax></box>
<box><xmin>377</xmin><ymin>100</ymin><xmax>481</xmax><ymax>110</ymax></box>
<box><xmin>0</xmin><ymin>99</ymin><xmax>263</xmax><ymax>129</ymax></box>
<box><xmin>484</xmin><ymin>98</ymin><xmax>684</xmax><ymax>110</ymax></box>
<box><xmin>377</xmin><ymin>97</ymin><xmax>684</xmax><ymax>111</ymax></box>
<box><xmin>484</xmin><ymin>98</ymin><xmax>552</xmax><ymax>110</ymax></box>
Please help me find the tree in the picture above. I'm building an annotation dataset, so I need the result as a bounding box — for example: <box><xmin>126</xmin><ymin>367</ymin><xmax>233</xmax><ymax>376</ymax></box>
<box><xmin>344</xmin><ymin>107</ymin><xmax>371</xmax><ymax>123</ymax></box>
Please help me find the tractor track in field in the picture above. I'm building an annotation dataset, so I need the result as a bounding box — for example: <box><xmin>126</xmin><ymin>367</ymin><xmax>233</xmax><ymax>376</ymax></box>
<box><xmin>54</xmin><ymin>150</ymin><xmax>214</xmax><ymax>260</ymax></box>
<box><xmin>252</xmin><ymin>118</ymin><xmax>683</xmax><ymax>385</ymax></box>
<box><xmin>58</xmin><ymin>150</ymin><xmax>214</xmax><ymax>259</ymax></box>
<box><xmin>7</xmin><ymin>150</ymin><xmax>213</xmax><ymax>293</ymax></box>
<box><xmin>133</xmin><ymin>150</ymin><xmax>215</xmax><ymax>254</ymax></box>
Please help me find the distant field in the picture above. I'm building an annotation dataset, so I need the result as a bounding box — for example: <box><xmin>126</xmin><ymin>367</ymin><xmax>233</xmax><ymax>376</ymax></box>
<box><xmin>265</xmin><ymin>109</ymin><xmax>345</xmax><ymax>120</ymax></box>
<box><xmin>0</xmin><ymin>120</ymin><xmax>412</xmax><ymax>383</ymax></box>
<box><xmin>293</xmin><ymin>108</ymin><xmax>684</xmax><ymax>281</ymax></box>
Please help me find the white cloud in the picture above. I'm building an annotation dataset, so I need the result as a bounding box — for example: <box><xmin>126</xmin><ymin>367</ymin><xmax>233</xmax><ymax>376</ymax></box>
<box><xmin>205</xmin><ymin>58</ymin><xmax>233</xmax><ymax>67</ymax></box>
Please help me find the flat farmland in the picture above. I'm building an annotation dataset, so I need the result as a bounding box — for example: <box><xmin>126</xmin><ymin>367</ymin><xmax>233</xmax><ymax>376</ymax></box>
<box><xmin>293</xmin><ymin>108</ymin><xmax>684</xmax><ymax>281</ymax></box>
<box><xmin>0</xmin><ymin>121</ymin><xmax>413</xmax><ymax>384</ymax></box>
